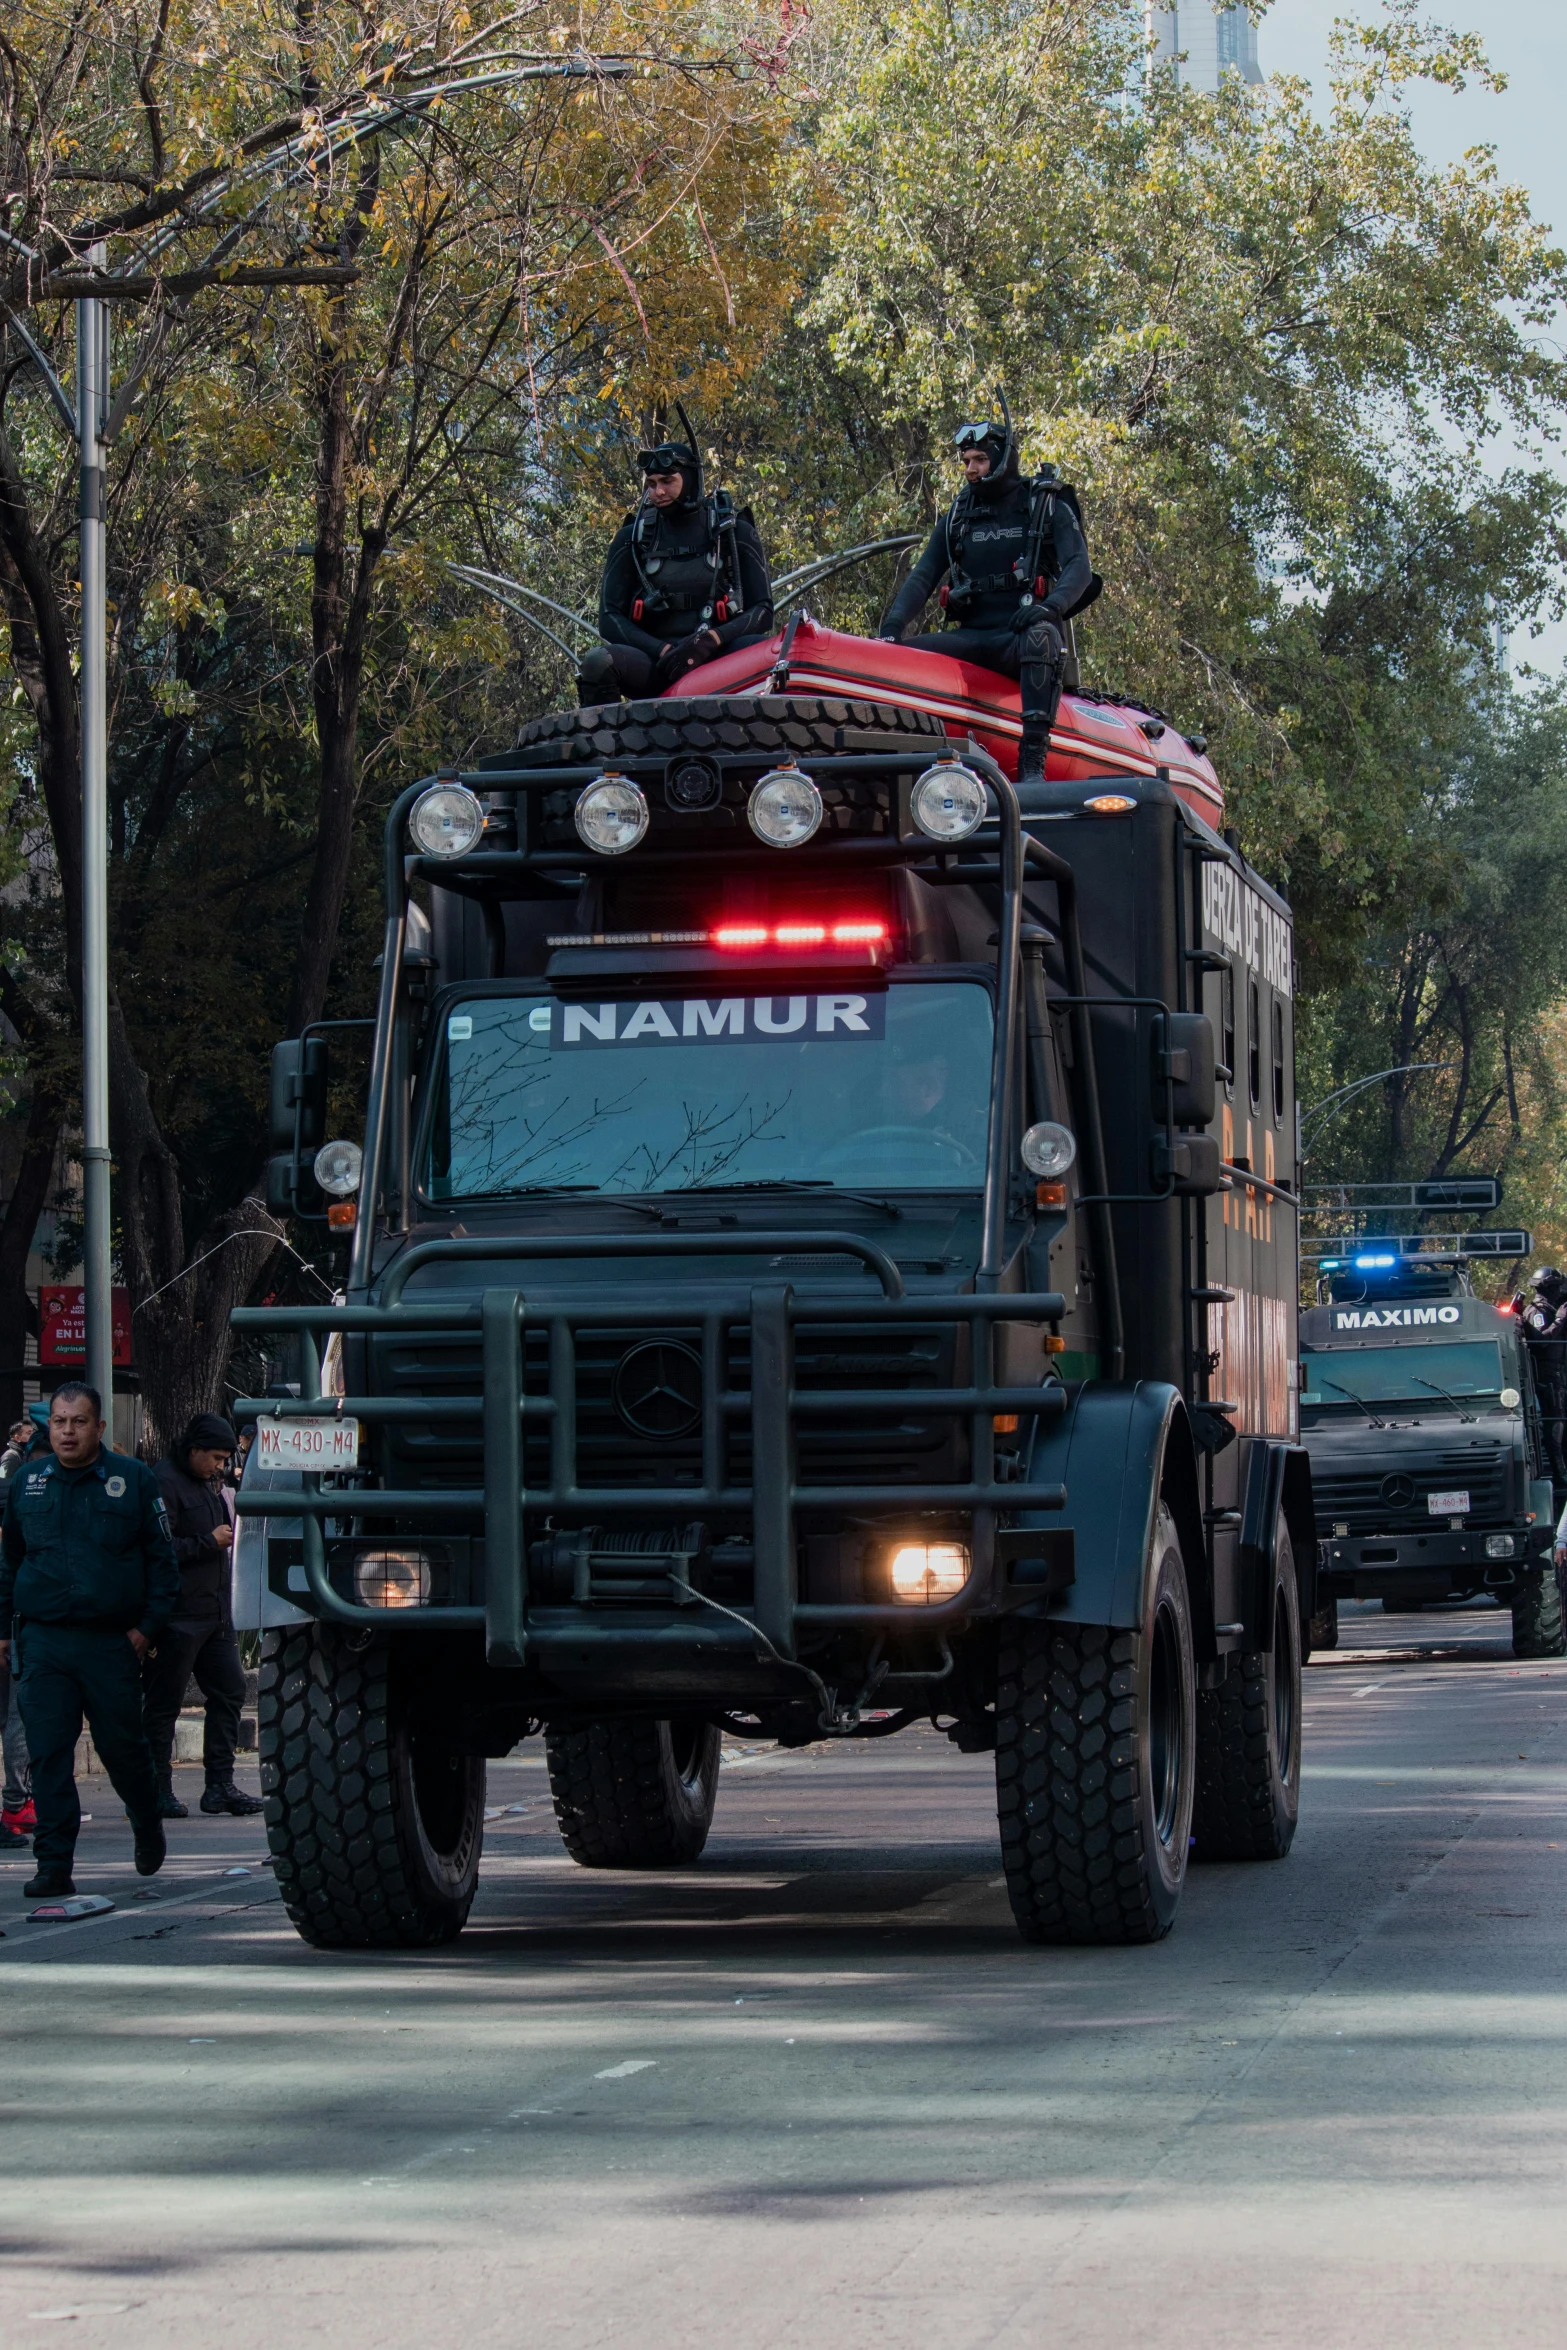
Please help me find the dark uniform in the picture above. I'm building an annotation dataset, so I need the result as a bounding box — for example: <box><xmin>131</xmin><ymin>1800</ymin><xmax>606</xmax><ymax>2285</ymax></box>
<box><xmin>145</xmin><ymin>1439</ymin><xmax>259</xmax><ymax>1814</ymax></box>
<box><xmin>579</xmin><ymin>440</ymin><xmax>774</xmax><ymax>703</ymax></box>
<box><xmin>1522</xmin><ymin>1269</ymin><xmax>1567</xmax><ymax>1486</ymax></box>
<box><xmin>880</xmin><ymin>429</ymin><xmax>1095</xmax><ymax>780</ymax></box>
<box><xmin>0</xmin><ymin>1448</ymin><xmax>176</xmax><ymax>1881</ymax></box>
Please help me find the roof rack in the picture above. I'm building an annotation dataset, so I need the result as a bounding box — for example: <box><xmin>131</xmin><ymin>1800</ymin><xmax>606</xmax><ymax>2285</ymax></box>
<box><xmin>1302</xmin><ymin>1230</ymin><xmax>1531</xmax><ymax>1264</ymax></box>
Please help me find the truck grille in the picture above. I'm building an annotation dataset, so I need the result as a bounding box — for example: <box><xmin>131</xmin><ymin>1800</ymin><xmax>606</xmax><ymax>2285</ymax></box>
<box><xmin>372</xmin><ymin>1321</ymin><xmax>958</xmax><ymax>1495</ymax></box>
<box><xmin>1311</xmin><ymin>1448</ymin><xmax>1511</xmax><ymax>1532</ymax></box>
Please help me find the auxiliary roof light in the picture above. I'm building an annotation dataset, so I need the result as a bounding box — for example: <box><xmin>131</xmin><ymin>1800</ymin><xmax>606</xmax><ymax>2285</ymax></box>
<box><xmin>710</xmin><ymin>920</ymin><xmax>889</xmax><ymax>950</ymax></box>
<box><xmin>409</xmin><ymin>781</ymin><xmax>485</xmax><ymax>857</ymax></box>
<box><xmin>748</xmin><ymin>765</ymin><xmax>823</xmax><ymax>847</ymax></box>
<box><xmin>910</xmin><ymin>760</ymin><xmax>988</xmax><ymax>842</ymax></box>
<box><xmin>1353</xmin><ymin>1253</ymin><xmax>1396</xmax><ymax>1269</ymax></box>
<box><xmin>1020</xmin><ymin>1121</ymin><xmax>1077</xmax><ymax>1178</ymax></box>
<box><xmin>574</xmin><ymin>773</ymin><xmax>649</xmax><ymax>855</ymax></box>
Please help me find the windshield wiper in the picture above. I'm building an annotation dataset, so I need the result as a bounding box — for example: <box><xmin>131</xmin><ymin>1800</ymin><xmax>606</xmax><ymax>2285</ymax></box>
<box><xmin>683</xmin><ymin>1179</ymin><xmax>902</xmax><ymax>1219</ymax></box>
<box><xmin>1316</xmin><ymin>1377</ymin><xmax>1389</xmax><ymax>1429</ymax></box>
<box><xmin>1410</xmin><ymin>1375</ymin><xmax>1478</xmax><ymax>1425</ymax></box>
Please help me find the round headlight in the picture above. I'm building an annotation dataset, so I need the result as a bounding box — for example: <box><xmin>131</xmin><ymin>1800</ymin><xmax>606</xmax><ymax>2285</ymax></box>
<box><xmin>1021</xmin><ymin>1121</ymin><xmax>1077</xmax><ymax>1178</ymax></box>
<box><xmin>353</xmin><ymin>1548</ymin><xmax>432</xmax><ymax>1609</ymax></box>
<box><xmin>911</xmin><ymin>761</ymin><xmax>988</xmax><ymax>842</ymax></box>
<box><xmin>409</xmin><ymin>782</ymin><xmax>485</xmax><ymax>858</ymax></box>
<box><xmin>313</xmin><ymin>1139</ymin><xmax>363</xmax><ymax>1198</ymax></box>
<box><xmin>748</xmin><ymin>765</ymin><xmax>823</xmax><ymax>848</ymax></box>
<box><xmin>574</xmin><ymin>773</ymin><xmax>649</xmax><ymax>855</ymax></box>
<box><xmin>888</xmin><ymin>1541</ymin><xmax>970</xmax><ymax>1603</ymax></box>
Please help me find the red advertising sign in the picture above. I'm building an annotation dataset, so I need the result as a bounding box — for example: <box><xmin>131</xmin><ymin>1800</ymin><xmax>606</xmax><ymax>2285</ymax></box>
<box><xmin>37</xmin><ymin>1285</ymin><xmax>134</xmax><ymax>1369</ymax></box>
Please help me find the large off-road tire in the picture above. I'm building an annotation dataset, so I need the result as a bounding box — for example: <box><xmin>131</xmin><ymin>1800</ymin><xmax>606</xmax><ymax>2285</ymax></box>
<box><xmin>545</xmin><ymin>1717</ymin><xmax>722</xmax><ymax>1868</ymax></box>
<box><xmin>1192</xmin><ymin>1520</ymin><xmax>1302</xmax><ymax>1862</ymax></box>
<box><xmin>512</xmin><ymin>690</ymin><xmax>947</xmax><ymax>767</ymax></box>
<box><xmin>259</xmin><ymin>1626</ymin><xmax>485</xmax><ymax>1949</ymax></box>
<box><xmin>1511</xmin><ymin>1565</ymin><xmax>1567</xmax><ymax>1658</ymax></box>
<box><xmin>995</xmin><ymin>1503</ymin><xmax>1196</xmax><ymax>1945</ymax></box>
<box><xmin>1306</xmin><ymin>1594</ymin><xmax>1339</xmax><ymax>1652</ymax></box>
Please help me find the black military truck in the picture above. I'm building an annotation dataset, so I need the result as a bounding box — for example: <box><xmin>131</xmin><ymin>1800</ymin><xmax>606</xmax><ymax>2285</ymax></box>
<box><xmin>234</xmin><ymin>691</ymin><xmax>1314</xmax><ymax>1950</ymax></box>
<box><xmin>1300</xmin><ymin>1240</ymin><xmax>1564</xmax><ymax>1655</ymax></box>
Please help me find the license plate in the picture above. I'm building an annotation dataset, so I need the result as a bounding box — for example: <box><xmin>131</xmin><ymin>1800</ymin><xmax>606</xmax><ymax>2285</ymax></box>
<box><xmin>1427</xmin><ymin>1489</ymin><xmax>1469</xmax><ymax>1517</ymax></box>
<box><xmin>256</xmin><ymin>1417</ymin><xmax>360</xmax><ymax>1471</ymax></box>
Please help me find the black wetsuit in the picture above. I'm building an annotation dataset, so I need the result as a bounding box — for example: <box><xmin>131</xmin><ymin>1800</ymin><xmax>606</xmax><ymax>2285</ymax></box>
<box><xmin>880</xmin><ymin>471</ymin><xmax>1094</xmax><ymax>749</ymax></box>
<box><xmin>581</xmin><ymin>492</ymin><xmax>774</xmax><ymax>702</ymax></box>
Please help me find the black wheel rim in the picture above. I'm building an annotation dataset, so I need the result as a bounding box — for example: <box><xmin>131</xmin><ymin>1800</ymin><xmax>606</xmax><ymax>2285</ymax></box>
<box><xmin>666</xmin><ymin>1717</ymin><xmax>707</xmax><ymax>1787</ymax></box>
<box><xmin>1272</xmin><ymin>1584</ymin><xmax>1296</xmax><ymax>1769</ymax></box>
<box><xmin>1148</xmin><ymin>1600</ymin><xmax>1186</xmax><ymax>1848</ymax></box>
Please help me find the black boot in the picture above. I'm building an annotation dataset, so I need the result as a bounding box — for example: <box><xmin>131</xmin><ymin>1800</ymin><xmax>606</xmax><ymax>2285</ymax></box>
<box><xmin>1017</xmin><ymin>715</ymin><xmax>1050</xmax><ymax>785</ymax></box>
<box><xmin>157</xmin><ymin>1778</ymin><xmax>188</xmax><ymax>1821</ymax></box>
<box><xmin>24</xmin><ymin>1866</ymin><xmax>76</xmax><ymax>1898</ymax></box>
<box><xmin>134</xmin><ymin>1818</ymin><xmax>167</xmax><ymax>1876</ymax></box>
<box><xmin>201</xmin><ymin>1779</ymin><xmax>264</xmax><ymax>1816</ymax></box>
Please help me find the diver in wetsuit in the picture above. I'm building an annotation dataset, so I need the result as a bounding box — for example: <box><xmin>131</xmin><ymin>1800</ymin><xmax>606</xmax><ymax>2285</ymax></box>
<box><xmin>578</xmin><ymin>432</ymin><xmax>774</xmax><ymax>704</ymax></box>
<box><xmin>879</xmin><ymin>414</ymin><xmax>1097</xmax><ymax>782</ymax></box>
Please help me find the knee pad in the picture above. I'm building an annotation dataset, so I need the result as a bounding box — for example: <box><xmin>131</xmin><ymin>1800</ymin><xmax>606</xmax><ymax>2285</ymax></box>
<box><xmin>577</xmin><ymin>646</ymin><xmax>617</xmax><ymax>700</ymax></box>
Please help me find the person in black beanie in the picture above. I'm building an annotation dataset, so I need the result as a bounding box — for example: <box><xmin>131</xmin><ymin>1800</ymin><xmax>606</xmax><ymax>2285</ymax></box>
<box><xmin>145</xmin><ymin>1414</ymin><xmax>262</xmax><ymax>1818</ymax></box>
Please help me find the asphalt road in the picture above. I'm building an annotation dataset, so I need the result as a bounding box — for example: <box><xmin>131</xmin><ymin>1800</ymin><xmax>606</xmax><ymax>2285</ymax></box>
<box><xmin>1</xmin><ymin>1599</ymin><xmax>1565</xmax><ymax>2347</ymax></box>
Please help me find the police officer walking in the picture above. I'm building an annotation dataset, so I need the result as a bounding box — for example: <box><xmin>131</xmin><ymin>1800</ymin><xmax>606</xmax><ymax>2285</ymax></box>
<box><xmin>1522</xmin><ymin>1267</ymin><xmax>1567</xmax><ymax>1486</ymax></box>
<box><xmin>579</xmin><ymin>430</ymin><xmax>774</xmax><ymax>704</ymax></box>
<box><xmin>145</xmin><ymin>1413</ymin><xmax>263</xmax><ymax>1819</ymax></box>
<box><xmin>0</xmin><ymin>1382</ymin><xmax>174</xmax><ymax>1899</ymax></box>
<box><xmin>879</xmin><ymin>412</ymin><xmax>1096</xmax><ymax>782</ymax></box>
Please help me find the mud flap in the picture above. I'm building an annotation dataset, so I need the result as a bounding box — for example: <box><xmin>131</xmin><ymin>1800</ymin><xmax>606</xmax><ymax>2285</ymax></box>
<box><xmin>1239</xmin><ymin>1443</ymin><xmax>1316</xmax><ymax>1647</ymax></box>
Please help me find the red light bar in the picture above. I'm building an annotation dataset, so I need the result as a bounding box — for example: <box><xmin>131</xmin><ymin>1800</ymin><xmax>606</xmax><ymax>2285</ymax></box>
<box><xmin>712</xmin><ymin>920</ymin><xmax>887</xmax><ymax>950</ymax></box>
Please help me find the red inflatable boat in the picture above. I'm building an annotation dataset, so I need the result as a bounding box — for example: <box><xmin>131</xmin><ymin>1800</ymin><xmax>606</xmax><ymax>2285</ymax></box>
<box><xmin>679</xmin><ymin>614</ymin><xmax>1225</xmax><ymax>827</ymax></box>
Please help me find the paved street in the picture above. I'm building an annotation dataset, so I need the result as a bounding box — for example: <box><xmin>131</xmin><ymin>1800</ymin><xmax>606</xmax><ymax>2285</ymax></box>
<box><xmin>1</xmin><ymin>1600</ymin><xmax>1564</xmax><ymax>2347</ymax></box>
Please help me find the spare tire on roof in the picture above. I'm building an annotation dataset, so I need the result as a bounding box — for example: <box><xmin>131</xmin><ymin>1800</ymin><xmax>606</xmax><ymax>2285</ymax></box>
<box><xmin>508</xmin><ymin>693</ymin><xmax>948</xmax><ymax>768</ymax></box>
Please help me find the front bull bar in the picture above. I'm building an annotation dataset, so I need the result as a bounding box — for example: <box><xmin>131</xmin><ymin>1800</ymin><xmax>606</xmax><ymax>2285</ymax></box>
<box><xmin>232</xmin><ymin>1251</ymin><xmax>1068</xmax><ymax>1667</ymax></box>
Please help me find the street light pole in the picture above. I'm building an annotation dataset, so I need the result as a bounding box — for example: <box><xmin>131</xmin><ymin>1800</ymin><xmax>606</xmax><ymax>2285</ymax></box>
<box><xmin>76</xmin><ymin>245</ymin><xmax>114</xmax><ymax>1414</ymax></box>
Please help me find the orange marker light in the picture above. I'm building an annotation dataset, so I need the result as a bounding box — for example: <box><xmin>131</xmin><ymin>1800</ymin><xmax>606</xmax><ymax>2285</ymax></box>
<box><xmin>1084</xmin><ymin>792</ymin><xmax>1137</xmax><ymax>815</ymax></box>
<box><xmin>993</xmin><ymin>1414</ymin><xmax>1020</xmax><ymax>1434</ymax></box>
<box><xmin>327</xmin><ymin>1201</ymin><xmax>358</xmax><ymax>1230</ymax></box>
<box><xmin>1036</xmin><ymin>1180</ymin><xmax>1068</xmax><ymax>1208</ymax></box>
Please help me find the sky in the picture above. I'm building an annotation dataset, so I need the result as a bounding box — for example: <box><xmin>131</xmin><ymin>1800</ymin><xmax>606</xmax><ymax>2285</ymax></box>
<box><xmin>1260</xmin><ymin>1</ymin><xmax>1567</xmax><ymax>673</ymax></box>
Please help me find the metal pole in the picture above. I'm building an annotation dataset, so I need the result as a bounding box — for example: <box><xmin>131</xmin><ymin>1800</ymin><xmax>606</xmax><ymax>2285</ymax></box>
<box><xmin>77</xmin><ymin>245</ymin><xmax>114</xmax><ymax>1415</ymax></box>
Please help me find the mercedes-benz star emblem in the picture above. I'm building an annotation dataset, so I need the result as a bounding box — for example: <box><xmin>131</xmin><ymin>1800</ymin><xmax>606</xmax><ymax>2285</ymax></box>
<box><xmin>1380</xmin><ymin>1473</ymin><xmax>1416</xmax><ymax>1508</ymax></box>
<box><xmin>612</xmin><ymin>1340</ymin><xmax>704</xmax><ymax>1440</ymax></box>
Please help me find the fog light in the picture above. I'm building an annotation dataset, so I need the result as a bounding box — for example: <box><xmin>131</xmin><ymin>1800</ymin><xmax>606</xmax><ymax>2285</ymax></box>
<box><xmin>910</xmin><ymin>761</ymin><xmax>987</xmax><ymax>842</ymax></box>
<box><xmin>574</xmin><ymin>773</ymin><xmax>649</xmax><ymax>855</ymax></box>
<box><xmin>314</xmin><ymin>1138</ymin><xmax>363</xmax><ymax>1196</ymax></box>
<box><xmin>1484</xmin><ymin>1534</ymin><xmax>1515</xmax><ymax>1560</ymax></box>
<box><xmin>354</xmin><ymin>1549</ymin><xmax>432</xmax><ymax>1608</ymax></box>
<box><xmin>409</xmin><ymin>782</ymin><xmax>485</xmax><ymax>857</ymax></box>
<box><xmin>748</xmin><ymin>765</ymin><xmax>822</xmax><ymax>847</ymax></box>
<box><xmin>888</xmin><ymin>1541</ymin><xmax>970</xmax><ymax>1603</ymax></box>
<box><xmin>1021</xmin><ymin>1121</ymin><xmax>1077</xmax><ymax>1177</ymax></box>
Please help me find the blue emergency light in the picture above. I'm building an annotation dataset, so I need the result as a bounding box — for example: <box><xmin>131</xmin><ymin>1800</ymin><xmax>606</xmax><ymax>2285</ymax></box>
<box><xmin>1353</xmin><ymin>1253</ymin><xmax>1397</xmax><ymax>1269</ymax></box>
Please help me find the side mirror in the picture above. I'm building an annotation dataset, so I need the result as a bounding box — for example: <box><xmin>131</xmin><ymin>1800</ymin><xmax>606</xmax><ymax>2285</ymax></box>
<box><xmin>268</xmin><ymin>1038</ymin><xmax>328</xmax><ymax>1215</ymax></box>
<box><xmin>1153</xmin><ymin>1012</ymin><xmax>1216</xmax><ymax>1128</ymax></box>
<box><xmin>269</xmin><ymin>1038</ymin><xmax>328</xmax><ymax>1151</ymax></box>
<box><xmin>1152</xmin><ymin>1135</ymin><xmax>1223</xmax><ymax>1197</ymax></box>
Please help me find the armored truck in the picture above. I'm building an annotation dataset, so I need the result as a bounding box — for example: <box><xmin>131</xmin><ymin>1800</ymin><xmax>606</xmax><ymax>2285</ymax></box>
<box><xmin>1300</xmin><ymin>1245</ymin><xmax>1564</xmax><ymax>1655</ymax></box>
<box><xmin>234</xmin><ymin>666</ymin><xmax>1314</xmax><ymax>1951</ymax></box>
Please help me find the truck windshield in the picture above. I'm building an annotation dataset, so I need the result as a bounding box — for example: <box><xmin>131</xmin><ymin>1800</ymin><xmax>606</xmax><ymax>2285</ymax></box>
<box><xmin>421</xmin><ymin>980</ymin><xmax>994</xmax><ymax>1199</ymax></box>
<box><xmin>1301</xmin><ymin>1340</ymin><xmax>1507</xmax><ymax>1409</ymax></box>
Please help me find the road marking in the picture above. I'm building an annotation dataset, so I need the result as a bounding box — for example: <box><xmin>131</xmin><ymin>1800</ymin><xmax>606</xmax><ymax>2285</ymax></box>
<box><xmin>595</xmin><ymin>2059</ymin><xmax>656</xmax><ymax>2080</ymax></box>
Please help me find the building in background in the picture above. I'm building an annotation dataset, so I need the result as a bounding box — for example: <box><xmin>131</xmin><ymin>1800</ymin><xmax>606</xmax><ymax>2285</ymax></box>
<box><xmin>1147</xmin><ymin>4</ymin><xmax>1262</xmax><ymax>91</ymax></box>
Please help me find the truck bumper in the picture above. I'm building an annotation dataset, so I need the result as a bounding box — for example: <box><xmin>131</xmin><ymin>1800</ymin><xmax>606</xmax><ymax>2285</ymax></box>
<box><xmin>1318</xmin><ymin>1524</ymin><xmax>1549</xmax><ymax>1599</ymax></box>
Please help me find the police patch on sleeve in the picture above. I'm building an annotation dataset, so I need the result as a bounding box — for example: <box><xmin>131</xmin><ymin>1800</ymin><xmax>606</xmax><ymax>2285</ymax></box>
<box><xmin>105</xmin><ymin>1474</ymin><xmax>127</xmax><ymax>1497</ymax></box>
